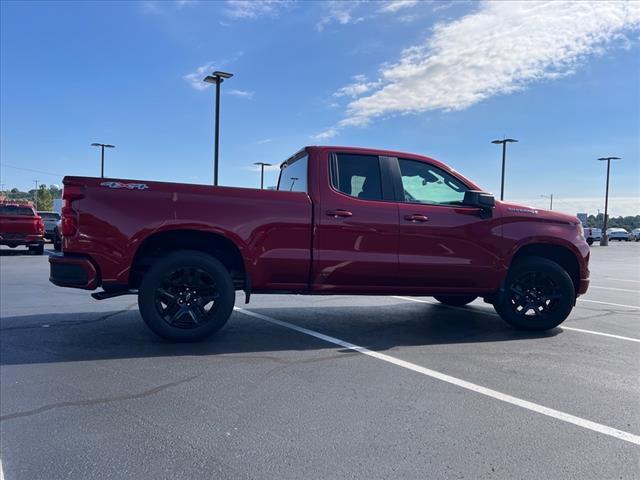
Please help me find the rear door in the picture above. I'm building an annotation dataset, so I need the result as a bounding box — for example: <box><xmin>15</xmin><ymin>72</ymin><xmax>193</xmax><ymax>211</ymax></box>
<box><xmin>393</xmin><ymin>158</ymin><xmax>502</xmax><ymax>291</ymax></box>
<box><xmin>314</xmin><ymin>152</ymin><xmax>399</xmax><ymax>292</ymax></box>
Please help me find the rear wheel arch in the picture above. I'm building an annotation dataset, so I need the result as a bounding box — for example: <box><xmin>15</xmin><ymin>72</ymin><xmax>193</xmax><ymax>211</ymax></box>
<box><xmin>508</xmin><ymin>243</ymin><xmax>580</xmax><ymax>294</ymax></box>
<box><xmin>129</xmin><ymin>229</ymin><xmax>248</xmax><ymax>291</ymax></box>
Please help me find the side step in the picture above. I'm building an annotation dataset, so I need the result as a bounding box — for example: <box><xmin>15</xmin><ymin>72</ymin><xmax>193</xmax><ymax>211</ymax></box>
<box><xmin>91</xmin><ymin>289</ymin><xmax>137</xmax><ymax>300</ymax></box>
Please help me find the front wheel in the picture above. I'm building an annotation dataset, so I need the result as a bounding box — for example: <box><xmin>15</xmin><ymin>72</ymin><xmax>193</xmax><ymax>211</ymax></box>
<box><xmin>138</xmin><ymin>250</ymin><xmax>235</xmax><ymax>342</ymax></box>
<box><xmin>433</xmin><ymin>295</ymin><xmax>477</xmax><ymax>307</ymax></box>
<box><xmin>494</xmin><ymin>257</ymin><xmax>575</xmax><ymax>331</ymax></box>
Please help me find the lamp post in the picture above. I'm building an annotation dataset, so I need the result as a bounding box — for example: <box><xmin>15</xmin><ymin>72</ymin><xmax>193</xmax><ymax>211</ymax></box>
<box><xmin>253</xmin><ymin>162</ymin><xmax>272</xmax><ymax>189</ymax></box>
<box><xmin>491</xmin><ymin>138</ymin><xmax>518</xmax><ymax>200</ymax></box>
<box><xmin>91</xmin><ymin>143</ymin><xmax>115</xmax><ymax>178</ymax></box>
<box><xmin>203</xmin><ymin>71</ymin><xmax>234</xmax><ymax>186</ymax></box>
<box><xmin>541</xmin><ymin>194</ymin><xmax>553</xmax><ymax>210</ymax></box>
<box><xmin>597</xmin><ymin>156</ymin><xmax>621</xmax><ymax>246</ymax></box>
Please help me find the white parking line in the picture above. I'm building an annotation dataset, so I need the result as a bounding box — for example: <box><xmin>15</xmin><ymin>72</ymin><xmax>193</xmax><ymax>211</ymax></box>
<box><xmin>559</xmin><ymin>326</ymin><xmax>640</xmax><ymax>343</ymax></box>
<box><xmin>235</xmin><ymin>307</ymin><xmax>640</xmax><ymax>446</ymax></box>
<box><xmin>393</xmin><ymin>296</ymin><xmax>640</xmax><ymax>343</ymax></box>
<box><xmin>578</xmin><ymin>299</ymin><xmax>640</xmax><ymax>310</ymax></box>
<box><xmin>602</xmin><ymin>278</ymin><xmax>640</xmax><ymax>284</ymax></box>
<box><xmin>590</xmin><ymin>285</ymin><xmax>639</xmax><ymax>293</ymax></box>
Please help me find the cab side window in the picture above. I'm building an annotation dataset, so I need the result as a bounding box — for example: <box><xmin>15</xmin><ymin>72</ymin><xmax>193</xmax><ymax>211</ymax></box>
<box><xmin>331</xmin><ymin>154</ymin><xmax>383</xmax><ymax>201</ymax></box>
<box><xmin>398</xmin><ymin>159</ymin><xmax>468</xmax><ymax>205</ymax></box>
<box><xmin>278</xmin><ymin>155</ymin><xmax>308</xmax><ymax>192</ymax></box>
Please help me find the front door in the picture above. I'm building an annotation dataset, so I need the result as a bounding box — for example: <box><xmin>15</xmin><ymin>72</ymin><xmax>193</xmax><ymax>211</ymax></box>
<box><xmin>395</xmin><ymin>158</ymin><xmax>501</xmax><ymax>291</ymax></box>
<box><xmin>314</xmin><ymin>153</ymin><xmax>399</xmax><ymax>292</ymax></box>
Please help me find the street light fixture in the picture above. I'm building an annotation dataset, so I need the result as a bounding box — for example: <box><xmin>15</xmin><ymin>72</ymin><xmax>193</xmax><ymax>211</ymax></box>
<box><xmin>597</xmin><ymin>156</ymin><xmax>621</xmax><ymax>246</ymax></box>
<box><xmin>491</xmin><ymin>138</ymin><xmax>518</xmax><ymax>201</ymax></box>
<box><xmin>541</xmin><ymin>194</ymin><xmax>553</xmax><ymax>210</ymax></box>
<box><xmin>203</xmin><ymin>71</ymin><xmax>234</xmax><ymax>186</ymax></box>
<box><xmin>91</xmin><ymin>143</ymin><xmax>115</xmax><ymax>178</ymax></box>
<box><xmin>253</xmin><ymin>162</ymin><xmax>273</xmax><ymax>189</ymax></box>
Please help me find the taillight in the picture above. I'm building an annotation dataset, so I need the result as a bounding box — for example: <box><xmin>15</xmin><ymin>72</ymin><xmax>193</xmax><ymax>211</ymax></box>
<box><xmin>61</xmin><ymin>183</ymin><xmax>84</xmax><ymax>237</ymax></box>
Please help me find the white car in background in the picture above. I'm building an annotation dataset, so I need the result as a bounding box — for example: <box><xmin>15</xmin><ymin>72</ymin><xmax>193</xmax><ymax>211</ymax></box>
<box><xmin>630</xmin><ymin>228</ymin><xmax>640</xmax><ymax>241</ymax></box>
<box><xmin>584</xmin><ymin>227</ymin><xmax>602</xmax><ymax>246</ymax></box>
<box><xmin>606</xmin><ymin>227</ymin><xmax>630</xmax><ymax>241</ymax></box>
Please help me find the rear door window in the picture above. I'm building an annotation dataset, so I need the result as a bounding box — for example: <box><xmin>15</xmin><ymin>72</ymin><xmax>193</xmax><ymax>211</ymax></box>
<box><xmin>330</xmin><ymin>154</ymin><xmax>383</xmax><ymax>201</ymax></box>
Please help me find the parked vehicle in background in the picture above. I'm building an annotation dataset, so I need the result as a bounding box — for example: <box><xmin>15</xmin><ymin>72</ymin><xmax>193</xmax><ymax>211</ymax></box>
<box><xmin>49</xmin><ymin>146</ymin><xmax>590</xmax><ymax>341</ymax></box>
<box><xmin>53</xmin><ymin>219</ymin><xmax>62</xmax><ymax>251</ymax></box>
<box><xmin>584</xmin><ymin>227</ymin><xmax>602</xmax><ymax>246</ymax></box>
<box><xmin>606</xmin><ymin>227</ymin><xmax>629</xmax><ymax>241</ymax></box>
<box><xmin>630</xmin><ymin>228</ymin><xmax>640</xmax><ymax>241</ymax></box>
<box><xmin>0</xmin><ymin>201</ymin><xmax>45</xmax><ymax>254</ymax></box>
<box><xmin>38</xmin><ymin>211</ymin><xmax>61</xmax><ymax>241</ymax></box>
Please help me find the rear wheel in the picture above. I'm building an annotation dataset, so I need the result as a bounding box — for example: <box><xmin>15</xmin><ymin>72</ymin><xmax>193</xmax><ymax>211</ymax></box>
<box><xmin>138</xmin><ymin>250</ymin><xmax>235</xmax><ymax>342</ymax></box>
<box><xmin>494</xmin><ymin>257</ymin><xmax>574</xmax><ymax>331</ymax></box>
<box><xmin>433</xmin><ymin>295</ymin><xmax>477</xmax><ymax>307</ymax></box>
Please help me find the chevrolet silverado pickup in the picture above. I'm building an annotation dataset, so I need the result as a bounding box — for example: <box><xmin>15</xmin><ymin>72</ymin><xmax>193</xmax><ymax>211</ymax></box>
<box><xmin>49</xmin><ymin>146</ymin><xmax>590</xmax><ymax>341</ymax></box>
<box><xmin>1</xmin><ymin>201</ymin><xmax>45</xmax><ymax>255</ymax></box>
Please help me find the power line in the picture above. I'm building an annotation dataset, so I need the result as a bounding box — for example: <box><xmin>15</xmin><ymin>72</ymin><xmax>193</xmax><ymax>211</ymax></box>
<box><xmin>0</xmin><ymin>163</ymin><xmax>63</xmax><ymax>178</ymax></box>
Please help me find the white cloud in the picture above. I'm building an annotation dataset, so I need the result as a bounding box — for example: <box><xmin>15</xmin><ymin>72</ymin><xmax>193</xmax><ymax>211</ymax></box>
<box><xmin>311</xmin><ymin>128</ymin><xmax>339</xmax><ymax>140</ymax></box>
<box><xmin>316</xmin><ymin>1</ymin><xmax>365</xmax><ymax>31</ymax></box>
<box><xmin>333</xmin><ymin>75</ymin><xmax>382</xmax><ymax>98</ymax></box>
<box><xmin>183</xmin><ymin>53</ymin><xmax>244</xmax><ymax>91</ymax></box>
<box><xmin>329</xmin><ymin>1</ymin><xmax>640</xmax><ymax>130</ymax></box>
<box><xmin>257</xmin><ymin>138</ymin><xmax>272</xmax><ymax>144</ymax></box>
<box><xmin>379</xmin><ymin>1</ymin><xmax>419</xmax><ymax>14</ymax></box>
<box><xmin>224</xmin><ymin>0</ymin><xmax>292</xmax><ymax>20</ymax></box>
<box><xmin>228</xmin><ymin>89</ymin><xmax>255</xmax><ymax>99</ymax></box>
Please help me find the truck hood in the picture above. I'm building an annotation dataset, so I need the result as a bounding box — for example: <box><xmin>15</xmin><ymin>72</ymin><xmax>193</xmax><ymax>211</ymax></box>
<box><xmin>496</xmin><ymin>201</ymin><xmax>579</xmax><ymax>225</ymax></box>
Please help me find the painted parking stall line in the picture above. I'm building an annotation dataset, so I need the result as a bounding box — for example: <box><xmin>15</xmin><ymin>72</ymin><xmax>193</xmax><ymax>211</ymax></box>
<box><xmin>578</xmin><ymin>299</ymin><xmax>640</xmax><ymax>310</ymax></box>
<box><xmin>590</xmin><ymin>285</ymin><xmax>639</xmax><ymax>293</ymax></box>
<box><xmin>234</xmin><ymin>307</ymin><xmax>640</xmax><ymax>446</ymax></box>
<box><xmin>393</xmin><ymin>296</ymin><xmax>640</xmax><ymax>343</ymax></box>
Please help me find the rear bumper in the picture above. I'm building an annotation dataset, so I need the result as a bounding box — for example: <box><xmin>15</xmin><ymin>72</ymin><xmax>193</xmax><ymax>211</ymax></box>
<box><xmin>0</xmin><ymin>234</ymin><xmax>44</xmax><ymax>247</ymax></box>
<box><xmin>49</xmin><ymin>254</ymin><xmax>99</xmax><ymax>290</ymax></box>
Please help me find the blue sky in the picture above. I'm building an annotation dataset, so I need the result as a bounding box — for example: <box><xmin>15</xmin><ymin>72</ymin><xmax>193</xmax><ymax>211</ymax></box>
<box><xmin>1</xmin><ymin>0</ymin><xmax>639</xmax><ymax>216</ymax></box>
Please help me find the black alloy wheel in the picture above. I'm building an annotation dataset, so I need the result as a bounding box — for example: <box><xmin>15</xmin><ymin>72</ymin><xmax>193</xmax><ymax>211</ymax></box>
<box><xmin>138</xmin><ymin>251</ymin><xmax>235</xmax><ymax>341</ymax></box>
<box><xmin>494</xmin><ymin>256</ymin><xmax>574</xmax><ymax>331</ymax></box>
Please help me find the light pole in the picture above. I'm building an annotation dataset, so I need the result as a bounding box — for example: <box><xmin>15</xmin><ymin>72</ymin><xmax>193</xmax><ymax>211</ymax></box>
<box><xmin>91</xmin><ymin>143</ymin><xmax>115</xmax><ymax>178</ymax></box>
<box><xmin>491</xmin><ymin>138</ymin><xmax>518</xmax><ymax>200</ymax></box>
<box><xmin>597</xmin><ymin>156</ymin><xmax>621</xmax><ymax>246</ymax></box>
<box><xmin>541</xmin><ymin>194</ymin><xmax>553</xmax><ymax>210</ymax></box>
<box><xmin>253</xmin><ymin>162</ymin><xmax>272</xmax><ymax>189</ymax></box>
<box><xmin>33</xmin><ymin>180</ymin><xmax>39</xmax><ymax>210</ymax></box>
<box><xmin>203</xmin><ymin>71</ymin><xmax>234</xmax><ymax>186</ymax></box>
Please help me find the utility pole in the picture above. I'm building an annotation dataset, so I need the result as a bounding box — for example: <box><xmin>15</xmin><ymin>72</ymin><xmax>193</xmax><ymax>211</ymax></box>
<box><xmin>33</xmin><ymin>180</ymin><xmax>39</xmax><ymax>210</ymax></box>
<box><xmin>491</xmin><ymin>138</ymin><xmax>518</xmax><ymax>200</ymax></box>
<box><xmin>253</xmin><ymin>162</ymin><xmax>272</xmax><ymax>189</ymax></box>
<box><xmin>541</xmin><ymin>194</ymin><xmax>553</xmax><ymax>210</ymax></box>
<box><xmin>597</xmin><ymin>156</ymin><xmax>621</xmax><ymax>246</ymax></box>
<box><xmin>203</xmin><ymin>71</ymin><xmax>234</xmax><ymax>186</ymax></box>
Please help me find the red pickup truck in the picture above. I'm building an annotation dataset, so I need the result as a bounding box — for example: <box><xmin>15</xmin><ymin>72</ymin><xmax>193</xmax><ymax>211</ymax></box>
<box><xmin>1</xmin><ymin>201</ymin><xmax>45</xmax><ymax>255</ymax></box>
<box><xmin>50</xmin><ymin>146</ymin><xmax>589</xmax><ymax>341</ymax></box>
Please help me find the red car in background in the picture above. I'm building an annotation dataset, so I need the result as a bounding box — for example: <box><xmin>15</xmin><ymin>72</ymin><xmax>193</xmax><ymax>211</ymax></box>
<box><xmin>0</xmin><ymin>201</ymin><xmax>45</xmax><ymax>255</ymax></box>
<box><xmin>49</xmin><ymin>146</ymin><xmax>590</xmax><ymax>341</ymax></box>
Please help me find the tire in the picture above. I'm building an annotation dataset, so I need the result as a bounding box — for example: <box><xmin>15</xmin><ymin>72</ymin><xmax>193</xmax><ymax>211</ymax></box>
<box><xmin>29</xmin><ymin>244</ymin><xmax>44</xmax><ymax>255</ymax></box>
<box><xmin>494</xmin><ymin>256</ymin><xmax>575</xmax><ymax>331</ymax></box>
<box><xmin>53</xmin><ymin>236</ymin><xmax>61</xmax><ymax>251</ymax></box>
<box><xmin>433</xmin><ymin>295</ymin><xmax>477</xmax><ymax>307</ymax></box>
<box><xmin>586</xmin><ymin>238</ymin><xmax>593</xmax><ymax>246</ymax></box>
<box><xmin>138</xmin><ymin>250</ymin><xmax>235</xmax><ymax>342</ymax></box>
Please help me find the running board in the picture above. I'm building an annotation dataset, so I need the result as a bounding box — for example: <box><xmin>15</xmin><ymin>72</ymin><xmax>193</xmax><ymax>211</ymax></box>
<box><xmin>91</xmin><ymin>289</ymin><xmax>137</xmax><ymax>300</ymax></box>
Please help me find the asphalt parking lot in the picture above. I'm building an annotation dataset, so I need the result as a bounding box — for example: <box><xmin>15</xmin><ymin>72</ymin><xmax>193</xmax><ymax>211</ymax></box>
<box><xmin>1</xmin><ymin>243</ymin><xmax>638</xmax><ymax>479</ymax></box>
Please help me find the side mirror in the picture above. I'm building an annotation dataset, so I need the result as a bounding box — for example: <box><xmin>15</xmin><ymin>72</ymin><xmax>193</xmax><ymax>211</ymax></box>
<box><xmin>463</xmin><ymin>190</ymin><xmax>495</xmax><ymax>217</ymax></box>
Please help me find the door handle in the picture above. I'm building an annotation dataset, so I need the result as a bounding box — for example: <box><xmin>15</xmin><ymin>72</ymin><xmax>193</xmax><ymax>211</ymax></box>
<box><xmin>327</xmin><ymin>209</ymin><xmax>353</xmax><ymax>218</ymax></box>
<box><xmin>404</xmin><ymin>214</ymin><xmax>429</xmax><ymax>222</ymax></box>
